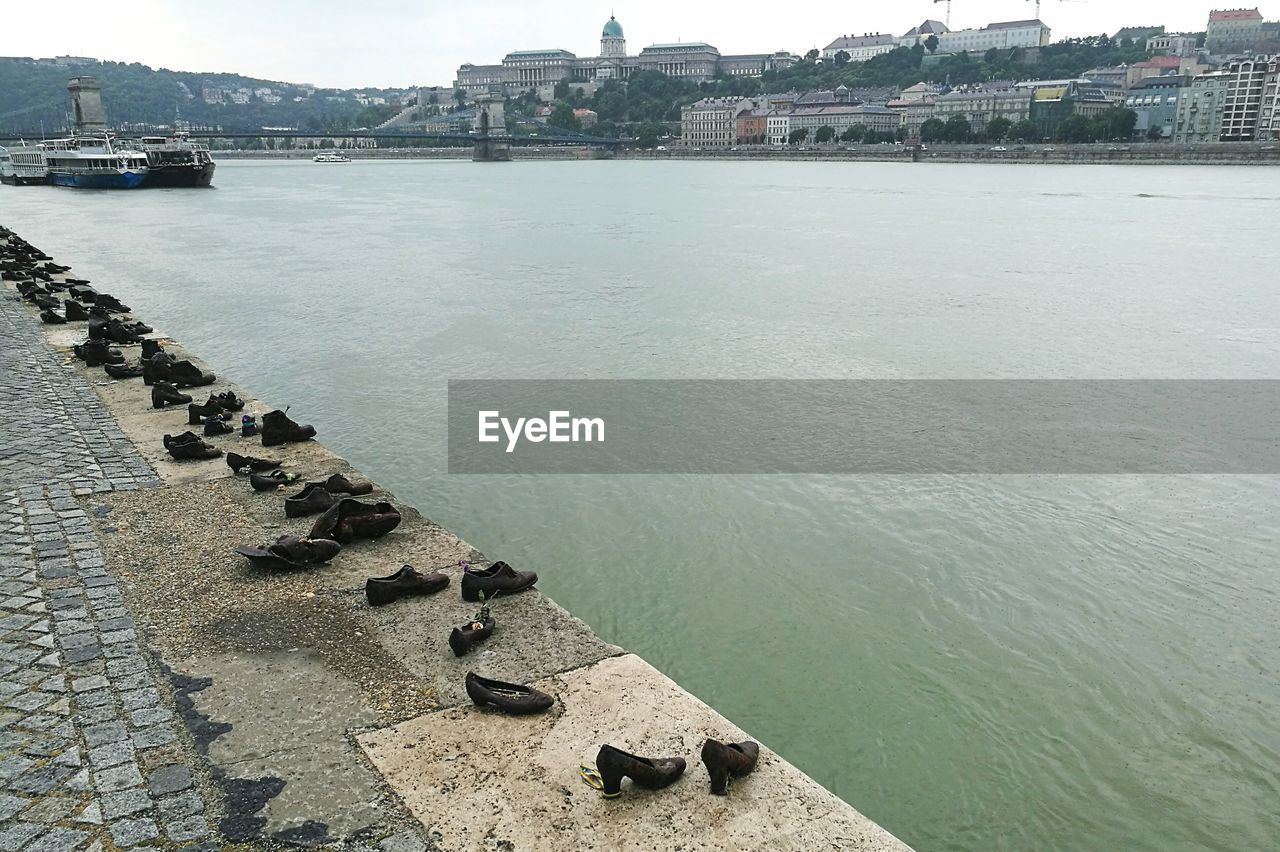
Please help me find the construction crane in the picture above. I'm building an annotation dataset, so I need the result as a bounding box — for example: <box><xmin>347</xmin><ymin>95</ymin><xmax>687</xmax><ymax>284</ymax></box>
<box><xmin>933</xmin><ymin>0</ymin><xmax>952</xmax><ymax>28</ymax></box>
<box><xmin>1027</xmin><ymin>0</ymin><xmax>1086</xmax><ymax>20</ymax></box>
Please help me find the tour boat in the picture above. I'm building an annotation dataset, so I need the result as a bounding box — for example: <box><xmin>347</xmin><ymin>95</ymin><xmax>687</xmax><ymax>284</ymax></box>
<box><xmin>313</xmin><ymin>152</ymin><xmax>352</xmax><ymax>163</ymax></box>
<box><xmin>0</xmin><ymin>143</ymin><xmax>50</xmax><ymax>185</ymax></box>
<box><xmin>42</xmin><ymin>135</ymin><xmax>149</xmax><ymax>189</ymax></box>
<box><xmin>133</xmin><ymin>132</ymin><xmax>216</xmax><ymax>187</ymax></box>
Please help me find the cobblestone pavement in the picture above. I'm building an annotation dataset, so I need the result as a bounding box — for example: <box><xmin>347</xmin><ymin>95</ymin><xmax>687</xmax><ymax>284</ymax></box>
<box><xmin>0</xmin><ymin>285</ymin><xmax>215</xmax><ymax>848</ymax></box>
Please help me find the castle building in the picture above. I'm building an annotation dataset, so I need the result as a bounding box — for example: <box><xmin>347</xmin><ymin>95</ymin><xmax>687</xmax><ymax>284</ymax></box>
<box><xmin>456</xmin><ymin>17</ymin><xmax>796</xmax><ymax>98</ymax></box>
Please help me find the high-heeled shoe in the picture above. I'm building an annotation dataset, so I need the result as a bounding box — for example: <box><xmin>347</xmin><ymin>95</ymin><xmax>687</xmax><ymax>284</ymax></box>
<box><xmin>700</xmin><ymin>739</ymin><xmax>759</xmax><ymax>795</ymax></box>
<box><xmin>593</xmin><ymin>744</ymin><xmax>686</xmax><ymax>798</ymax></box>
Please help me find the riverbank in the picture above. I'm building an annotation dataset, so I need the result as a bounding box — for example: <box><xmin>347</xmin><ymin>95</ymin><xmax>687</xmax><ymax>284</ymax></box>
<box><xmin>0</xmin><ymin>227</ymin><xmax>910</xmax><ymax>849</ymax></box>
<box><xmin>211</xmin><ymin>140</ymin><xmax>1280</xmax><ymax>166</ymax></box>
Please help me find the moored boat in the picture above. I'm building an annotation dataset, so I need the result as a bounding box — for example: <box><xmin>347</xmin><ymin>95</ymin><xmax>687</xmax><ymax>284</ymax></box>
<box><xmin>2</xmin><ymin>143</ymin><xmax>50</xmax><ymax>185</ymax></box>
<box><xmin>134</xmin><ymin>132</ymin><xmax>216</xmax><ymax>187</ymax></box>
<box><xmin>43</xmin><ymin>136</ymin><xmax>149</xmax><ymax>189</ymax></box>
<box><xmin>313</xmin><ymin>151</ymin><xmax>352</xmax><ymax>163</ymax></box>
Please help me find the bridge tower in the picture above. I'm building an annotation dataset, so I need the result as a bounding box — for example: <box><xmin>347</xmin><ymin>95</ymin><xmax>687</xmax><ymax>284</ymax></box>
<box><xmin>67</xmin><ymin>77</ymin><xmax>108</xmax><ymax>134</ymax></box>
<box><xmin>472</xmin><ymin>92</ymin><xmax>511</xmax><ymax>162</ymax></box>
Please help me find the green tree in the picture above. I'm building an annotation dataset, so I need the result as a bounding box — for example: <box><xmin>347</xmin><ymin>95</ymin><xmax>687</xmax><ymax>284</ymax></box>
<box><xmin>1009</xmin><ymin>119</ymin><xmax>1039</xmax><ymax>141</ymax></box>
<box><xmin>919</xmin><ymin>117</ymin><xmax>946</xmax><ymax>142</ymax></box>
<box><xmin>788</xmin><ymin>127</ymin><xmax>808</xmax><ymax>144</ymax></box>
<box><xmin>839</xmin><ymin>123</ymin><xmax>867</xmax><ymax>142</ymax></box>
<box><xmin>814</xmin><ymin>125</ymin><xmax>836</xmax><ymax>143</ymax></box>
<box><xmin>925</xmin><ymin>34</ymin><xmax>940</xmax><ymax>54</ymax></box>
<box><xmin>549</xmin><ymin>102</ymin><xmax>581</xmax><ymax>131</ymax></box>
<box><xmin>986</xmin><ymin>117</ymin><xmax>1013</xmax><ymax>141</ymax></box>
<box><xmin>1146</xmin><ymin>124</ymin><xmax>1164</xmax><ymax>142</ymax></box>
<box><xmin>834</xmin><ymin>51</ymin><xmax>851</xmax><ymax>67</ymax></box>
<box><xmin>943</xmin><ymin>114</ymin><xmax>972</xmax><ymax>142</ymax></box>
<box><xmin>984</xmin><ymin>48</ymin><xmax>1000</xmax><ymax>64</ymax></box>
<box><xmin>1056</xmin><ymin>113</ymin><xmax>1096</xmax><ymax>142</ymax></box>
<box><xmin>636</xmin><ymin>122</ymin><xmax>660</xmax><ymax>148</ymax></box>
<box><xmin>1096</xmin><ymin>106</ymin><xmax>1138</xmax><ymax>141</ymax></box>
<box><xmin>805</xmin><ymin>48</ymin><xmax>820</xmax><ymax>61</ymax></box>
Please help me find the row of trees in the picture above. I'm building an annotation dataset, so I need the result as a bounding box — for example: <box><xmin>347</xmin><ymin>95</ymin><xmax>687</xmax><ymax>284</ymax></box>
<box><xmin>916</xmin><ymin>107</ymin><xmax>1139</xmax><ymax>144</ymax></box>
<box><xmin>787</xmin><ymin>126</ymin><xmax>901</xmax><ymax>145</ymax></box>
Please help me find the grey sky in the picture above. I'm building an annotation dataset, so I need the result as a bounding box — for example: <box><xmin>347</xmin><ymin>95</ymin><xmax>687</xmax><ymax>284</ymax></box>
<box><xmin>5</xmin><ymin>1</ymin><xmax>1276</xmax><ymax>89</ymax></box>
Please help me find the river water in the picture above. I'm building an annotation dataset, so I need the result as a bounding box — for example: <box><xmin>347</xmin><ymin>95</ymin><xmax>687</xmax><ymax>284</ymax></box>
<box><xmin>4</xmin><ymin>160</ymin><xmax>1279</xmax><ymax>851</ymax></box>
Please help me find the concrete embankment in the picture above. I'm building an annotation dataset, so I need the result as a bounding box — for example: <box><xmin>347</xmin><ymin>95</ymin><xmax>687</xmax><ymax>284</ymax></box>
<box><xmin>1</xmin><ymin>227</ymin><xmax>911</xmax><ymax>850</ymax></box>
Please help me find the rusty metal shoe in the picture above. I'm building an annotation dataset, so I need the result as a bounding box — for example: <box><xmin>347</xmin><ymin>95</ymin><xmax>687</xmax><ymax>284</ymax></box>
<box><xmin>163</xmin><ymin>432</ymin><xmax>222</xmax><ymax>461</ymax></box>
<box><xmin>308</xmin><ymin>499</ymin><xmax>400</xmax><ymax>544</ymax></box>
<box><xmin>449</xmin><ymin>616</ymin><xmax>496</xmax><ymax>657</ymax></box>
<box><xmin>168</xmin><ymin>359</ymin><xmax>216</xmax><ymax>388</ymax></box>
<box><xmin>151</xmin><ymin>382</ymin><xmax>193</xmax><ymax>409</ymax></box>
<box><xmin>226</xmin><ymin>452</ymin><xmax>283</xmax><ymax>474</ymax></box>
<box><xmin>249</xmin><ymin>469</ymin><xmax>300</xmax><ymax>492</ymax></box>
<box><xmin>234</xmin><ymin>535</ymin><xmax>341</xmax><ymax>570</ymax></box>
<box><xmin>594</xmin><ymin>745</ymin><xmax>687</xmax><ymax>798</ymax></box>
<box><xmin>460</xmin><ymin>561</ymin><xmax>538</xmax><ymax>603</ymax></box>
<box><xmin>63</xmin><ymin>299</ymin><xmax>90</xmax><ymax>321</ymax></box>
<box><xmin>206</xmin><ymin>391</ymin><xmax>245</xmax><ymax>412</ymax></box>
<box><xmin>365</xmin><ymin>565</ymin><xmax>449</xmax><ymax>606</ymax></box>
<box><xmin>262</xmin><ymin>408</ymin><xmax>317</xmax><ymax>447</ymax></box>
<box><xmin>285</xmin><ymin>483</ymin><xmax>349</xmax><ymax>517</ymax></box>
<box><xmin>701</xmin><ymin>739</ymin><xmax>760</xmax><ymax>795</ymax></box>
<box><xmin>103</xmin><ymin>362</ymin><xmax>145</xmax><ymax>380</ymax></box>
<box><xmin>319</xmin><ymin>473</ymin><xmax>373</xmax><ymax>496</ymax></box>
<box><xmin>464</xmin><ymin>672</ymin><xmax>553</xmax><ymax>715</ymax></box>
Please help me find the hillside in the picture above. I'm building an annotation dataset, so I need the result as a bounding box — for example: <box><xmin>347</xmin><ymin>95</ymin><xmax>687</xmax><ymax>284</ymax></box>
<box><xmin>0</xmin><ymin>58</ymin><xmax>408</xmax><ymax>132</ymax></box>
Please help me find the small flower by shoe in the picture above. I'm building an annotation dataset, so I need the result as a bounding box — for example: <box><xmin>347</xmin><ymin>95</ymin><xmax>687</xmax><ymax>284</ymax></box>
<box><xmin>460</xmin><ymin>561</ymin><xmax>538</xmax><ymax>603</ymax></box>
<box><xmin>592</xmin><ymin>745</ymin><xmax>686</xmax><ymax>798</ymax></box>
<box><xmin>701</xmin><ymin>739</ymin><xmax>760</xmax><ymax>795</ymax></box>
<box><xmin>226</xmin><ymin>452</ymin><xmax>283</xmax><ymax>474</ymax></box>
<box><xmin>284</xmin><ymin>483</ymin><xmax>349</xmax><ymax>518</ymax></box>
<box><xmin>464</xmin><ymin>672</ymin><xmax>554</xmax><ymax>715</ymax></box>
<box><xmin>449</xmin><ymin>614</ymin><xmax>496</xmax><ymax>657</ymax></box>
<box><xmin>365</xmin><ymin>565</ymin><xmax>449</xmax><ymax>606</ymax></box>
<box><xmin>151</xmin><ymin>382</ymin><xmax>193</xmax><ymax>409</ymax></box>
<box><xmin>234</xmin><ymin>535</ymin><xmax>341</xmax><ymax>570</ymax></box>
<box><xmin>262</xmin><ymin>408</ymin><xmax>316</xmax><ymax>447</ymax></box>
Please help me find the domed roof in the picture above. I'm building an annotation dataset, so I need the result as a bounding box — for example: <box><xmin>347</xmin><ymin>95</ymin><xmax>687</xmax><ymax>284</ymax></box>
<box><xmin>602</xmin><ymin>16</ymin><xmax>624</xmax><ymax>38</ymax></box>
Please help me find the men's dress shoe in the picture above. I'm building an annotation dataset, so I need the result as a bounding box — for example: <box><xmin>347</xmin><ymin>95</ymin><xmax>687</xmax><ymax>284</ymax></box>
<box><xmin>188</xmin><ymin>402</ymin><xmax>224</xmax><ymax>425</ymax></box>
<box><xmin>95</xmin><ymin>294</ymin><xmax>131</xmax><ymax>313</ymax></box>
<box><xmin>285</xmin><ymin>483</ymin><xmax>348</xmax><ymax>517</ymax></box>
<box><xmin>262</xmin><ymin>409</ymin><xmax>316</xmax><ymax>447</ymax></box>
<box><xmin>143</xmin><ymin>352</ymin><xmax>173</xmax><ymax>385</ymax></box>
<box><xmin>594</xmin><ymin>745</ymin><xmax>687</xmax><ymax>798</ymax></box>
<box><xmin>203</xmin><ymin>417</ymin><xmax>234</xmax><ymax>437</ymax></box>
<box><xmin>163</xmin><ymin>433</ymin><xmax>222</xmax><ymax>461</ymax></box>
<box><xmin>701</xmin><ymin>739</ymin><xmax>760</xmax><ymax>795</ymax></box>
<box><xmin>105</xmin><ymin>319</ymin><xmax>141</xmax><ymax>344</ymax></box>
<box><xmin>168</xmin><ymin>359</ymin><xmax>215</xmax><ymax>388</ymax></box>
<box><xmin>309</xmin><ymin>499</ymin><xmax>401</xmax><ymax>543</ymax></box>
<box><xmin>39</xmin><ymin>309</ymin><xmax>67</xmax><ymax>324</ymax></box>
<box><xmin>206</xmin><ymin>392</ymin><xmax>245</xmax><ymax>412</ymax></box>
<box><xmin>365</xmin><ymin>565</ymin><xmax>449</xmax><ymax>606</ymax></box>
<box><xmin>151</xmin><ymin>382</ymin><xmax>193</xmax><ymax>409</ymax></box>
<box><xmin>464</xmin><ymin>672</ymin><xmax>554</xmax><ymax>715</ymax></box>
<box><xmin>64</xmin><ymin>276</ymin><xmax>89</xmax><ymax>285</ymax></box>
<box><xmin>141</xmin><ymin>339</ymin><xmax>164</xmax><ymax>359</ymax></box>
<box><xmin>460</xmin><ymin>561</ymin><xmax>538</xmax><ymax>603</ymax></box>
<box><xmin>226</xmin><ymin>452</ymin><xmax>283</xmax><ymax>474</ymax></box>
<box><xmin>74</xmin><ymin>341</ymin><xmax>124</xmax><ymax>367</ymax></box>
<box><xmin>103</xmin><ymin>362</ymin><xmax>144</xmax><ymax>380</ymax></box>
<box><xmin>449</xmin><ymin>617</ymin><xmax>496</xmax><ymax>657</ymax></box>
<box><xmin>250</xmin><ymin>469</ymin><xmax>298</xmax><ymax>492</ymax></box>
<box><xmin>32</xmin><ymin>294</ymin><xmax>59</xmax><ymax>310</ymax></box>
<box><xmin>63</xmin><ymin>299</ymin><xmax>89</xmax><ymax>321</ymax></box>
<box><xmin>319</xmin><ymin>473</ymin><xmax>373</xmax><ymax>496</ymax></box>
<box><xmin>235</xmin><ymin>535</ymin><xmax>341</xmax><ymax>570</ymax></box>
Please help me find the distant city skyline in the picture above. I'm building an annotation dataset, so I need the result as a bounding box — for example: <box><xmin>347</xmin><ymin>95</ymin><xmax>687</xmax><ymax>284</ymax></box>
<box><xmin>5</xmin><ymin>1</ymin><xmax>1279</xmax><ymax>88</ymax></box>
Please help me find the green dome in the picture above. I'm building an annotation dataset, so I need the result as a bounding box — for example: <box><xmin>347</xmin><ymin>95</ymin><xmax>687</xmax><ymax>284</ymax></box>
<box><xmin>602</xmin><ymin>17</ymin><xmax>623</xmax><ymax>38</ymax></box>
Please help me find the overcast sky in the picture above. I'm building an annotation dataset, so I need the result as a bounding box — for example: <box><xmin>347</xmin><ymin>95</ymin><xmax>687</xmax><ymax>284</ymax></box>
<box><xmin>5</xmin><ymin>1</ymin><xmax>1277</xmax><ymax>89</ymax></box>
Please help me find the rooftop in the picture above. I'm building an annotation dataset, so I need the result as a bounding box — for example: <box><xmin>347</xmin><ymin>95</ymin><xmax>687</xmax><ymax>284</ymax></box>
<box><xmin>1209</xmin><ymin>8</ymin><xmax>1263</xmax><ymax>21</ymax></box>
<box><xmin>825</xmin><ymin>33</ymin><xmax>896</xmax><ymax>50</ymax></box>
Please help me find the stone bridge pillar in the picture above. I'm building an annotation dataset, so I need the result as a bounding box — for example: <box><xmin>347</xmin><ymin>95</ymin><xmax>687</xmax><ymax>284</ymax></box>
<box><xmin>472</xmin><ymin>92</ymin><xmax>511</xmax><ymax>162</ymax></box>
<box><xmin>68</xmin><ymin>77</ymin><xmax>107</xmax><ymax>134</ymax></box>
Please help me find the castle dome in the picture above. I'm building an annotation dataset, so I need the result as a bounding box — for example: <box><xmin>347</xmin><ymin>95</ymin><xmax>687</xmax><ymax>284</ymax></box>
<box><xmin>602</xmin><ymin>16</ymin><xmax>624</xmax><ymax>38</ymax></box>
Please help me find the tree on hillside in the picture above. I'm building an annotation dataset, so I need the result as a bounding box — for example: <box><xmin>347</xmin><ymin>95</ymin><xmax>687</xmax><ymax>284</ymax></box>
<box><xmin>834</xmin><ymin>51</ymin><xmax>851</xmax><ymax>67</ymax></box>
<box><xmin>925</xmin><ymin>34</ymin><xmax>940</xmax><ymax>54</ymax></box>
<box><xmin>984</xmin><ymin>48</ymin><xmax>1001</xmax><ymax>64</ymax></box>
<box><xmin>549</xmin><ymin>102</ymin><xmax>581</xmax><ymax>131</ymax></box>
<box><xmin>919</xmin><ymin>117</ymin><xmax>946</xmax><ymax>142</ymax></box>
<box><xmin>788</xmin><ymin>128</ymin><xmax>808</xmax><ymax>144</ymax></box>
<box><xmin>986</xmin><ymin>117</ymin><xmax>1013</xmax><ymax>142</ymax></box>
<box><xmin>805</xmin><ymin>48</ymin><xmax>821</xmax><ymax>61</ymax></box>
<box><xmin>943</xmin><ymin>114</ymin><xmax>972</xmax><ymax>142</ymax></box>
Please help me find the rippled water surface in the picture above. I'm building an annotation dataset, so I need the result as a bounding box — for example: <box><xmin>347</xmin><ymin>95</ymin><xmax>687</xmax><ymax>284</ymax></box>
<box><xmin>5</xmin><ymin>160</ymin><xmax>1280</xmax><ymax>851</ymax></box>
